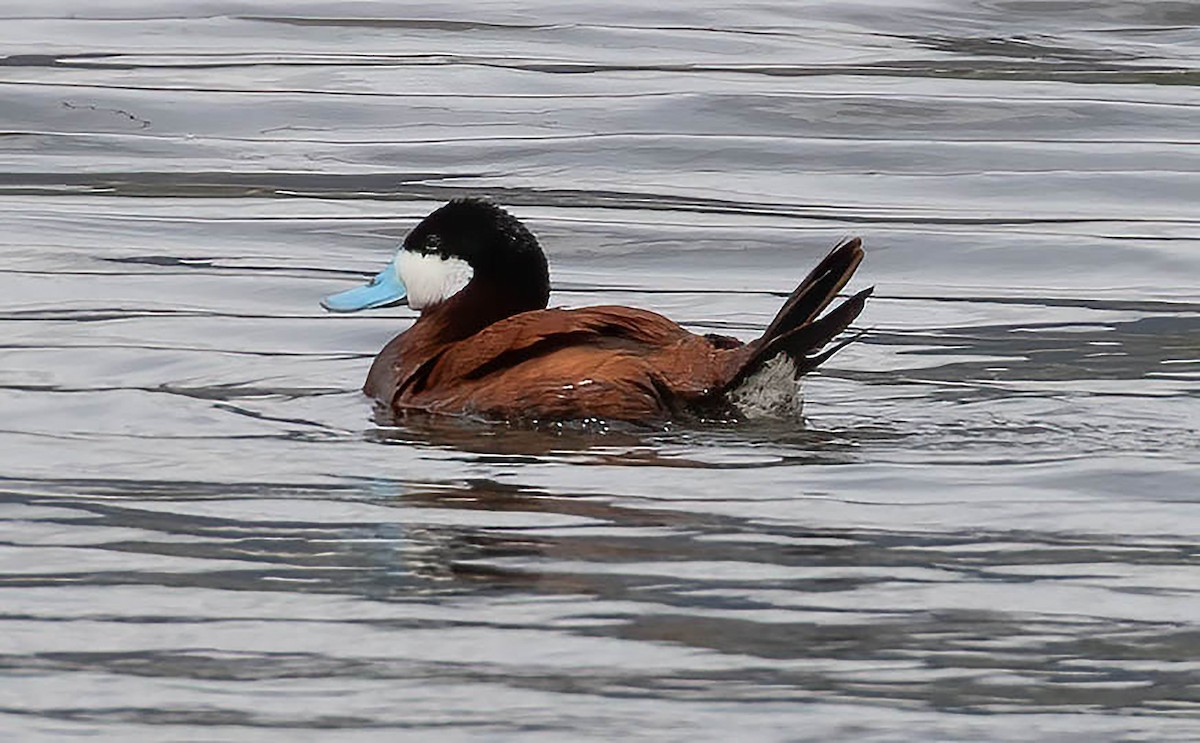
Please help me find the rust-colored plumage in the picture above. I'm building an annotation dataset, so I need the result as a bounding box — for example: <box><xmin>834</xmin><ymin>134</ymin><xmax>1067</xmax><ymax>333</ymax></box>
<box><xmin>323</xmin><ymin>198</ymin><xmax>872</xmax><ymax>423</ymax></box>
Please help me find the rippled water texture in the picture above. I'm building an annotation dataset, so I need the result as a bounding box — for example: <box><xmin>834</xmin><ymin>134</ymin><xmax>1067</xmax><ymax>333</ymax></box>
<box><xmin>2</xmin><ymin>2</ymin><xmax>1199</xmax><ymax>740</ymax></box>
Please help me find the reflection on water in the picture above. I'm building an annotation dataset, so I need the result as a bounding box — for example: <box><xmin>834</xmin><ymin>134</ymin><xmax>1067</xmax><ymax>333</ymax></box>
<box><xmin>1</xmin><ymin>0</ymin><xmax>1199</xmax><ymax>740</ymax></box>
<box><xmin>3</xmin><ymin>476</ymin><xmax>1198</xmax><ymax>728</ymax></box>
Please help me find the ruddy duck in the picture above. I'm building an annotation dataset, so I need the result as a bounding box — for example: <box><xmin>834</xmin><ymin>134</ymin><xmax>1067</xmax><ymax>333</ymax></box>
<box><xmin>322</xmin><ymin>198</ymin><xmax>872</xmax><ymax>422</ymax></box>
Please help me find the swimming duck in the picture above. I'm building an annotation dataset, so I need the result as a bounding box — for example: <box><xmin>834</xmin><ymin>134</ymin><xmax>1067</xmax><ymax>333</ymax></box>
<box><xmin>322</xmin><ymin>198</ymin><xmax>871</xmax><ymax>423</ymax></box>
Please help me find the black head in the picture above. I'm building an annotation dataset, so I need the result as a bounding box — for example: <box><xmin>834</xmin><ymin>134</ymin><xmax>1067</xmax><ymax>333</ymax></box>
<box><xmin>320</xmin><ymin>197</ymin><xmax>551</xmax><ymax>317</ymax></box>
<box><xmin>400</xmin><ymin>198</ymin><xmax>549</xmax><ymax>310</ymax></box>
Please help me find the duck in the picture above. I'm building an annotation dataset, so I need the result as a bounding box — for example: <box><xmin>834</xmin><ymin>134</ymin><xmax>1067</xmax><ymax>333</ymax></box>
<box><xmin>321</xmin><ymin>198</ymin><xmax>872</xmax><ymax>423</ymax></box>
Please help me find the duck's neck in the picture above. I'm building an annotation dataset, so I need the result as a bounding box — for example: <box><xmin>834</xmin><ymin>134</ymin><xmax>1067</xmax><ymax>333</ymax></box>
<box><xmin>423</xmin><ymin>278</ymin><xmax>545</xmax><ymax>341</ymax></box>
<box><xmin>364</xmin><ymin>278</ymin><xmax>547</xmax><ymax>402</ymax></box>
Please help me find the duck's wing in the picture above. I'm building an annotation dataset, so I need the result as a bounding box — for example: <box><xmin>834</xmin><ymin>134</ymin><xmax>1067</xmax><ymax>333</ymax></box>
<box><xmin>425</xmin><ymin>306</ymin><xmax>692</xmax><ymax>381</ymax></box>
<box><xmin>401</xmin><ymin>306</ymin><xmax>747</xmax><ymax>420</ymax></box>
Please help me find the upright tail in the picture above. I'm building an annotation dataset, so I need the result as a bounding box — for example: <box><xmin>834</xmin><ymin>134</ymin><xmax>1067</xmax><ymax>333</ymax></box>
<box><xmin>723</xmin><ymin>237</ymin><xmax>873</xmax><ymax>391</ymax></box>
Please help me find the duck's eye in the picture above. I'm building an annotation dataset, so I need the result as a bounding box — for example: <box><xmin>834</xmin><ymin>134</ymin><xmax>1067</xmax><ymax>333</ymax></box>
<box><xmin>424</xmin><ymin>234</ymin><xmax>442</xmax><ymax>254</ymax></box>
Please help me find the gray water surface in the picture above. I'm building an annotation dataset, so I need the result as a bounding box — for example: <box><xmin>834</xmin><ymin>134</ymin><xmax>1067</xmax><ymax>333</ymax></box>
<box><xmin>2</xmin><ymin>2</ymin><xmax>1199</xmax><ymax>740</ymax></box>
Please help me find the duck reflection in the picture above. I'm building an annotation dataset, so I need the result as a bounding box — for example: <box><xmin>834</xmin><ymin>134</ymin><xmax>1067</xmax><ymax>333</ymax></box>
<box><xmin>364</xmin><ymin>405</ymin><xmax>863</xmax><ymax>468</ymax></box>
<box><xmin>20</xmin><ymin>480</ymin><xmax>1188</xmax><ymax>712</ymax></box>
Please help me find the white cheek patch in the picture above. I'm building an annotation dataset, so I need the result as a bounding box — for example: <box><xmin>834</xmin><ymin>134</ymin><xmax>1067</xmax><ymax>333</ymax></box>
<box><xmin>397</xmin><ymin>250</ymin><xmax>474</xmax><ymax>310</ymax></box>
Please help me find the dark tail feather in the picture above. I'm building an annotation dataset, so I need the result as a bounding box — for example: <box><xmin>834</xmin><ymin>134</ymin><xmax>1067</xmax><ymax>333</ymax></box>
<box><xmin>777</xmin><ymin>287</ymin><xmax>873</xmax><ymax>376</ymax></box>
<box><xmin>797</xmin><ymin>327</ymin><xmax>868</xmax><ymax>376</ymax></box>
<box><xmin>760</xmin><ymin>237</ymin><xmax>863</xmax><ymax>344</ymax></box>
<box><xmin>723</xmin><ymin>239</ymin><xmax>871</xmax><ymax>390</ymax></box>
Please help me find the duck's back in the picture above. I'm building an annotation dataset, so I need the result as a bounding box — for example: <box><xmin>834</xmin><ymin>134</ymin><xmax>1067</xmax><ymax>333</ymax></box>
<box><xmin>377</xmin><ymin>306</ymin><xmax>753</xmax><ymax>422</ymax></box>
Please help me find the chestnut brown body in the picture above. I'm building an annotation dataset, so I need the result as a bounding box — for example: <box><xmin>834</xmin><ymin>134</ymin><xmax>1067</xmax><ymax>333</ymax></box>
<box><xmin>366</xmin><ymin>304</ymin><xmax>755</xmax><ymax>421</ymax></box>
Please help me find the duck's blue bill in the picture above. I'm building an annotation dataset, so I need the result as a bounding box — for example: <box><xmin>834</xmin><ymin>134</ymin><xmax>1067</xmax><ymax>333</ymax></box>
<box><xmin>320</xmin><ymin>267</ymin><xmax>407</xmax><ymax>313</ymax></box>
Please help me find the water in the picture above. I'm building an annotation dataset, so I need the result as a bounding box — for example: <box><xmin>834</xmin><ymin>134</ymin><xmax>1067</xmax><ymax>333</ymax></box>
<box><xmin>2</xmin><ymin>2</ymin><xmax>1199</xmax><ymax>740</ymax></box>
